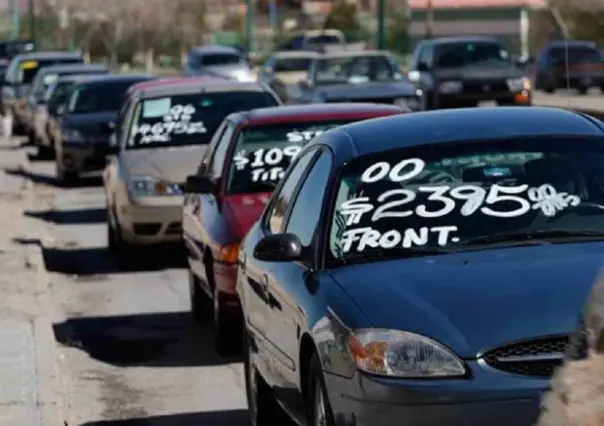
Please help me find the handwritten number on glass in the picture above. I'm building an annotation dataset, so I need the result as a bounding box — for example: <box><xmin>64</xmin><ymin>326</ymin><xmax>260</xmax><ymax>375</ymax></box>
<box><xmin>480</xmin><ymin>184</ymin><xmax>531</xmax><ymax>218</ymax></box>
<box><xmin>528</xmin><ymin>184</ymin><xmax>581</xmax><ymax>216</ymax></box>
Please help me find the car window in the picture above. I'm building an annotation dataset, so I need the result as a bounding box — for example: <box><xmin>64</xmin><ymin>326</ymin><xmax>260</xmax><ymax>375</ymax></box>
<box><xmin>434</xmin><ymin>42</ymin><xmax>510</xmax><ymax>69</ymax></box>
<box><xmin>209</xmin><ymin>123</ymin><xmax>235</xmax><ymax>180</ymax></box>
<box><xmin>125</xmin><ymin>91</ymin><xmax>279</xmax><ymax>150</ymax></box>
<box><xmin>14</xmin><ymin>57</ymin><xmax>83</xmax><ymax>85</ymax></box>
<box><xmin>68</xmin><ymin>80</ymin><xmax>141</xmax><ymax>114</ymax></box>
<box><xmin>267</xmin><ymin>149</ymin><xmax>318</xmax><ymax>234</ymax></box>
<box><xmin>47</xmin><ymin>81</ymin><xmax>75</xmax><ymax>108</ymax></box>
<box><xmin>200</xmin><ymin>53</ymin><xmax>243</xmax><ymax>66</ymax></box>
<box><xmin>327</xmin><ymin>137</ymin><xmax>604</xmax><ymax>265</ymax></box>
<box><xmin>226</xmin><ymin>119</ymin><xmax>360</xmax><ymax>195</ymax></box>
<box><xmin>274</xmin><ymin>57</ymin><xmax>313</xmax><ymax>72</ymax></box>
<box><xmin>284</xmin><ymin>150</ymin><xmax>332</xmax><ymax>246</ymax></box>
<box><xmin>197</xmin><ymin>121</ymin><xmax>228</xmax><ymax>176</ymax></box>
<box><xmin>315</xmin><ymin>54</ymin><xmax>402</xmax><ymax>85</ymax></box>
<box><xmin>549</xmin><ymin>46</ymin><xmax>602</xmax><ymax>65</ymax></box>
<box><xmin>418</xmin><ymin>46</ymin><xmax>433</xmax><ymax>67</ymax></box>
<box><xmin>306</xmin><ymin>34</ymin><xmax>343</xmax><ymax>48</ymax></box>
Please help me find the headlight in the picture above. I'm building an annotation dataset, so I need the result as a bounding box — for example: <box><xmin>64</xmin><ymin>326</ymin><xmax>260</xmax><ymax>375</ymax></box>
<box><xmin>438</xmin><ymin>81</ymin><xmax>462</xmax><ymax>94</ymax></box>
<box><xmin>348</xmin><ymin>329</ymin><xmax>466</xmax><ymax>378</ymax></box>
<box><xmin>507</xmin><ymin>77</ymin><xmax>531</xmax><ymax>92</ymax></box>
<box><xmin>233</xmin><ymin>70</ymin><xmax>257</xmax><ymax>82</ymax></box>
<box><xmin>62</xmin><ymin>129</ymin><xmax>85</xmax><ymax>144</ymax></box>
<box><xmin>127</xmin><ymin>176</ymin><xmax>182</xmax><ymax>197</ymax></box>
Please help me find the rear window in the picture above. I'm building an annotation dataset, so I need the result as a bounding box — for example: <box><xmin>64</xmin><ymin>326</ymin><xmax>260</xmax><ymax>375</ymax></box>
<box><xmin>274</xmin><ymin>58</ymin><xmax>312</xmax><ymax>72</ymax></box>
<box><xmin>16</xmin><ymin>57</ymin><xmax>83</xmax><ymax>84</ymax></box>
<box><xmin>550</xmin><ymin>46</ymin><xmax>602</xmax><ymax>64</ymax></box>
<box><xmin>67</xmin><ymin>80</ymin><xmax>141</xmax><ymax>114</ymax></box>
<box><xmin>126</xmin><ymin>91</ymin><xmax>280</xmax><ymax>150</ymax></box>
<box><xmin>200</xmin><ymin>54</ymin><xmax>242</xmax><ymax>66</ymax></box>
<box><xmin>227</xmin><ymin>119</ymin><xmax>359</xmax><ymax>194</ymax></box>
<box><xmin>307</xmin><ymin>34</ymin><xmax>343</xmax><ymax>47</ymax></box>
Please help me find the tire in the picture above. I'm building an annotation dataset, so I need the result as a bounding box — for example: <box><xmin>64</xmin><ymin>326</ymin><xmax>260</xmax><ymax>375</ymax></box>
<box><xmin>189</xmin><ymin>269</ymin><xmax>211</xmax><ymax>323</ymax></box>
<box><xmin>307</xmin><ymin>353</ymin><xmax>336</xmax><ymax>426</ymax></box>
<box><xmin>212</xmin><ymin>283</ymin><xmax>241</xmax><ymax>355</ymax></box>
<box><xmin>243</xmin><ymin>326</ymin><xmax>293</xmax><ymax>426</ymax></box>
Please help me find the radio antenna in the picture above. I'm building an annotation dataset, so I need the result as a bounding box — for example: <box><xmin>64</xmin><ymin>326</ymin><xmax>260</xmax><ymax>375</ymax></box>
<box><xmin>551</xmin><ymin>6</ymin><xmax>571</xmax><ymax>107</ymax></box>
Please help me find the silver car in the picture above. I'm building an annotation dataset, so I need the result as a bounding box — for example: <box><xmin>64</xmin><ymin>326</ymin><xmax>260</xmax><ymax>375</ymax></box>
<box><xmin>181</xmin><ymin>45</ymin><xmax>256</xmax><ymax>82</ymax></box>
<box><xmin>103</xmin><ymin>78</ymin><xmax>280</xmax><ymax>261</ymax></box>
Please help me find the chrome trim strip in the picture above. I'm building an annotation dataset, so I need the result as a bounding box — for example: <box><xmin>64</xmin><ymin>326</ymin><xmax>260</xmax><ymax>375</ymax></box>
<box><xmin>494</xmin><ymin>353</ymin><xmax>564</xmax><ymax>363</ymax></box>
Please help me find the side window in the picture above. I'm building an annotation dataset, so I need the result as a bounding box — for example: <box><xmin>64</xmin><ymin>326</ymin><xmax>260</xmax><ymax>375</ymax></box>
<box><xmin>292</xmin><ymin>36</ymin><xmax>304</xmax><ymax>50</ymax></box>
<box><xmin>209</xmin><ymin>123</ymin><xmax>235</xmax><ymax>180</ymax></box>
<box><xmin>418</xmin><ymin>46</ymin><xmax>433</xmax><ymax>67</ymax></box>
<box><xmin>284</xmin><ymin>150</ymin><xmax>332</xmax><ymax>246</ymax></box>
<box><xmin>267</xmin><ymin>149</ymin><xmax>317</xmax><ymax>234</ymax></box>
<box><xmin>198</xmin><ymin>121</ymin><xmax>228</xmax><ymax>176</ymax></box>
<box><xmin>188</xmin><ymin>52</ymin><xmax>200</xmax><ymax>68</ymax></box>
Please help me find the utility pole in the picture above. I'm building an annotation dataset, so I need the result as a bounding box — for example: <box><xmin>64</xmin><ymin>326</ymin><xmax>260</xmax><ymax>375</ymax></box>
<box><xmin>10</xmin><ymin>0</ymin><xmax>20</xmax><ymax>40</ymax></box>
<box><xmin>245</xmin><ymin>0</ymin><xmax>255</xmax><ymax>52</ymax></box>
<box><xmin>29</xmin><ymin>0</ymin><xmax>36</xmax><ymax>44</ymax></box>
<box><xmin>425</xmin><ymin>0</ymin><xmax>434</xmax><ymax>39</ymax></box>
<box><xmin>377</xmin><ymin>0</ymin><xmax>386</xmax><ymax>49</ymax></box>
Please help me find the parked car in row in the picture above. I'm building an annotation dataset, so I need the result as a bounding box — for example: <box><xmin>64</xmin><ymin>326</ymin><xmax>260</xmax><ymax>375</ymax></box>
<box><xmin>183</xmin><ymin>103</ymin><xmax>406</xmax><ymax>353</ymax></box>
<box><xmin>1</xmin><ymin>50</ymin><xmax>83</xmax><ymax>136</ymax></box>
<box><xmin>54</xmin><ymin>74</ymin><xmax>155</xmax><ymax>184</ymax></box>
<box><xmin>258</xmin><ymin>51</ymin><xmax>318</xmax><ymax>103</ymax></box>
<box><xmin>182</xmin><ymin>45</ymin><xmax>256</xmax><ymax>82</ymax></box>
<box><xmin>103</xmin><ymin>77</ymin><xmax>281</xmax><ymax>266</ymax></box>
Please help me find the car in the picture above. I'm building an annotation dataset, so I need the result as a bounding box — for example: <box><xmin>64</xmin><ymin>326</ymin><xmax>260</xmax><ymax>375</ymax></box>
<box><xmin>182</xmin><ymin>103</ymin><xmax>406</xmax><ymax>354</ymax></box>
<box><xmin>534</xmin><ymin>40</ymin><xmax>604</xmax><ymax>95</ymax></box>
<box><xmin>103</xmin><ymin>77</ymin><xmax>281</xmax><ymax>264</ymax></box>
<box><xmin>54</xmin><ymin>74</ymin><xmax>155</xmax><ymax>184</ymax></box>
<box><xmin>27</xmin><ymin>63</ymin><xmax>110</xmax><ymax>150</ymax></box>
<box><xmin>292</xmin><ymin>50</ymin><xmax>421</xmax><ymax>110</ymax></box>
<box><xmin>407</xmin><ymin>36</ymin><xmax>531</xmax><ymax>109</ymax></box>
<box><xmin>237</xmin><ymin>106</ymin><xmax>604</xmax><ymax>426</ymax></box>
<box><xmin>257</xmin><ymin>51</ymin><xmax>318</xmax><ymax>103</ymax></box>
<box><xmin>182</xmin><ymin>45</ymin><xmax>256</xmax><ymax>82</ymax></box>
<box><xmin>0</xmin><ymin>51</ymin><xmax>84</xmax><ymax>136</ymax></box>
<box><xmin>279</xmin><ymin>29</ymin><xmax>346</xmax><ymax>52</ymax></box>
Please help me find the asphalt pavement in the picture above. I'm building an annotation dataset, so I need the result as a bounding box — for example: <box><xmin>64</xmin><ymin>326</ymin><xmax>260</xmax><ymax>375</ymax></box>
<box><xmin>24</xmin><ymin>156</ymin><xmax>249</xmax><ymax>425</ymax></box>
<box><xmin>534</xmin><ymin>88</ymin><xmax>604</xmax><ymax>112</ymax></box>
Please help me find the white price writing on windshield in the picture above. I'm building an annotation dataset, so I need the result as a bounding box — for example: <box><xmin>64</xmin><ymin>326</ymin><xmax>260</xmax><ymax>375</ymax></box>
<box><xmin>286</xmin><ymin>129</ymin><xmax>325</xmax><ymax>143</ymax></box>
<box><xmin>233</xmin><ymin>145</ymin><xmax>303</xmax><ymax>182</ymax></box>
<box><xmin>339</xmin><ymin>226</ymin><xmax>460</xmax><ymax>253</ymax></box>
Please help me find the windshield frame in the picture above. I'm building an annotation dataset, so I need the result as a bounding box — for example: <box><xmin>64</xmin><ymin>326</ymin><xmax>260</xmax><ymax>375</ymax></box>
<box><xmin>322</xmin><ymin>134</ymin><xmax>604</xmax><ymax>269</ymax></box>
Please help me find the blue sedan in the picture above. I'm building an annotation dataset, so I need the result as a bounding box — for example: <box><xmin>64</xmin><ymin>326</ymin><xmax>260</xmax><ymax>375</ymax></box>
<box><xmin>237</xmin><ymin>106</ymin><xmax>604</xmax><ymax>426</ymax></box>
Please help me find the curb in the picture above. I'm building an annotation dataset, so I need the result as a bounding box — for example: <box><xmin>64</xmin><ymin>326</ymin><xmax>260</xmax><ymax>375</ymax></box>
<box><xmin>19</xmin><ymin>150</ymin><xmax>71</xmax><ymax>426</ymax></box>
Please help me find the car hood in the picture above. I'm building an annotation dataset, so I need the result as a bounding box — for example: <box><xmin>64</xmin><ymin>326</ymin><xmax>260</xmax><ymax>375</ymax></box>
<box><xmin>275</xmin><ymin>71</ymin><xmax>308</xmax><ymax>86</ymax></box>
<box><xmin>120</xmin><ymin>145</ymin><xmax>208</xmax><ymax>183</ymax></box>
<box><xmin>318</xmin><ymin>81</ymin><xmax>417</xmax><ymax>99</ymax></box>
<box><xmin>434</xmin><ymin>63</ymin><xmax>525</xmax><ymax>81</ymax></box>
<box><xmin>223</xmin><ymin>193</ymin><xmax>271</xmax><ymax>240</ymax></box>
<box><xmin>328</xmin><ymin>243</ymin><xmax>603</xmax><ymax>358</ymax></box>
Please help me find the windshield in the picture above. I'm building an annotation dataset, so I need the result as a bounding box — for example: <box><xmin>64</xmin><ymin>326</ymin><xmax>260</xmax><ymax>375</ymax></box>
<box><xmin>328</xmin><ymin>137</ymin><xmax>604</xmax><ymax>265</ymax></box>
<box><xmin>274</xmin><ymin>58</ymin><xmax>312</xmax><ymax>72</ymax></box>
<box><xmin>33</xmin><ymin>69</ymin><xmax>108</xmax><ymax>98</ymax></box>
<box><xmin>227</xmin><ymin>119</ymin><xmax>355</xmax><ymax>195</ymax></box>
<box><xmin>315</xmin><ymin>55</ymin><xmax>401</xmax><ymax>85</ymax></box>
<box><xmin>434</xmin><ymin>42</ymin><xmax>510</xmax><ymax>69</ymax></box>
<box><xmin>307</xmin><ymin>34</ymin><xmax>343</xmax><ymax>47</ymax></box>
<box><xmin>550</xmin><ymin>46</ymin><xmax>602</xmax><ymax>65</ymax></box>
<box><xmin>45</xmin><ymin>80</ymin><xmax>75</xmax><ymax>104</ymax></box>
<box><xmin>68</xmin><ymin>80</ymin><xmax>137</xmax><ymax>114</ymax></box>
<box><xmin>200</xmin><ymin>53</ymin><xmax>242</xmax><ymax>66</ymax></box>
<box><xmin>16</xmin><ymin>58</ymin><xmax>83</xmax><ymax>84</ymax></box>
<box><xmin>126</xmin><ymin>91</ymin><xmax>279</xmax><ymax>150</ymax></box>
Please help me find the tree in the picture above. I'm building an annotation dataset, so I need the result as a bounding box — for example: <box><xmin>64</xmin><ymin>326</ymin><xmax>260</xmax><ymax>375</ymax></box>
<box><xmin>323</xmin><ymin>1</ymin><xmax>361</xmax><ymax>41</ymax></box>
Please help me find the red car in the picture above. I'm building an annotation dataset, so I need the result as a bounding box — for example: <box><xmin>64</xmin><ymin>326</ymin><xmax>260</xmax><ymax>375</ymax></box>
<box><xmin>182</xmin><ymin>103</ymin><xmax>406</xmax><ymax>353</ymax></box>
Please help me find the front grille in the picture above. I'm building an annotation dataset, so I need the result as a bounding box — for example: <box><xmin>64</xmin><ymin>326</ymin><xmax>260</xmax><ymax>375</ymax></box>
<box><xmin>481</xmin><ymin>336</ymin><xmax>569</xmax><ymax>378</ymax></box>
<box><xmin>166</xmin><ymin>222</ymin><xmax>182</xmax><ymax>234</ymax></box>
<box><xmin>463</xmin><ymin>80</ymin><xmax>509</xmax><ymax>94</ymax></box>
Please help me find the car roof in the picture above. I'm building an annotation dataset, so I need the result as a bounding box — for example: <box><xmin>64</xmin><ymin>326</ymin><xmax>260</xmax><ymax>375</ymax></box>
<box><xmin>12</xmin><ymin>51</ymin><xmax>82</xmax><ymax>61</ymax></box>
<box><xmin>229</xmin><ymin>103</ymin><xmax>405</xmax><ymax>126</ymax></box>
<box><xmin>271</xmin><ymin>51</ymin><xmax>319</xmax><ymax>59</ymax></box>
<box><xmin>70</xmin><ymin>73</ymin><xmax>153</xmax><ymax>87</ymax></box>
<box><xmin>419</xmin><ymin>36</ymin><xmax>501</xmax><ymax>47</ymax></box>
<box><xmin>310</xmin><ymin>107</ymin><xmax>604</xmax><ymax>157</ymax></box>
<box><xmin>135</xmin><ymin>79</ymin><xmax>271</xmax><ymax>99</ymax></box>
<box><xmin>318</xmin><ymin>50</ymin><xmax>391</xmax><ymax>59</ymax></box>
<box><xmin>546</xmin><ymin>40</ymin><xmax>597</xmax><ymax>48</ymax></box>
<box><xmin>190</xmin><ymin>45</ymin><xmax>240</xmax><ymax>55</ymax></box>
<box><xmin>36</xmin><ymin>63</ymin><xmax>108</xmax><ymax>74</ymax></box>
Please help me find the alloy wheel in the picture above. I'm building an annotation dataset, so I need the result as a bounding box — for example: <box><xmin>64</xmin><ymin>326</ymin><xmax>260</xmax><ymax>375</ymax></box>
<box><xmin>314</xmin><ymin>379</ymin><xmax>327</xmax><ymax>426</ymax></box>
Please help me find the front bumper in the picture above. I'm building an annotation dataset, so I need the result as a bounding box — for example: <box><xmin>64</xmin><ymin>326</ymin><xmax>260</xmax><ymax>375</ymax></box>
<box><xmin>325</xmin><ymin>360</ymin><xmax>546</xmax><ymax>426</ymax></box>
<box><xmin>117</xmin><ymin>196</ymin><xmax>184</xmax><ymax>245</ymax></box>
<box><xmin>438</xmin><ymin>90</ymin><xmax>531</xmax><ymax>106</ymax></box>
<box><xmin>61</xmin><ymin>144</ymin><xmax>109</xmax><ymax>173</ymax></box>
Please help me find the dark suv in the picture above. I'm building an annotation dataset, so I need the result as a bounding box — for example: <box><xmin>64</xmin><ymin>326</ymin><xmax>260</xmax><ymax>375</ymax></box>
<box><xmin>407</xmin><ymin>36</ymin><xmax>531</xmax><ymax>109</ymax></box>
<box><xmin>534</xmin><ymin>40</ymin><xmax>604</xmax><ymax>95</ymax></box>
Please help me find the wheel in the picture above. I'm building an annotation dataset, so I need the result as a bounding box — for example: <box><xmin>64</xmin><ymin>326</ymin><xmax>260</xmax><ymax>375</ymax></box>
<box><xmin>189</xmin><ymin>269</ymin><xmax>211</xmax><ymax>323</ymax></box>
<box><xmin>212</xmin><ymin>283</ymin><xmax>241</xmax><ymax>355</ymax></box>
<box><xmin>243</xmin><ymin>326</ymin><xmax>293</xmax><ymax>426</ymax></box>
<box><xmin>307</xmin><ymin>353</ymin><xmax>335</xmax><ymax>426</ymax></box>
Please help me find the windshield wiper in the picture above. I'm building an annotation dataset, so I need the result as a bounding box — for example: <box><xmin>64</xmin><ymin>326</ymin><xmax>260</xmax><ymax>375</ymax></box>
<box><xmin>338</xmin><ymin>246</ymin><xmax>451</xmax><ymax>264</ymax></box>
<box><xmin>462</xmin><ymin>229</ymin><xmax>604</xmax><ymax>246</ymax></box>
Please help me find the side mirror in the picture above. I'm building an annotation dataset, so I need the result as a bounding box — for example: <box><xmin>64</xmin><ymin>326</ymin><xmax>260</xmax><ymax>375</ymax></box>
<box><xmin>253</xmin><ymin>233</ymin><xmax>303</xmax><ymax>262</ymax></box>
<box><xmin>185</xmin><ymin>174</ymin><xmax>215</xmax><ymax>194</ymax></box>
<box><xmin>417</xmin><ymin>62</ymin><xmax>430</xmax><ymax>72</ymax></box>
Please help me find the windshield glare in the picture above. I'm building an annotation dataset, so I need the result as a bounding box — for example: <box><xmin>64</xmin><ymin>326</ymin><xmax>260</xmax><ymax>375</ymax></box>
<box><xmin>68</xmin><ymin>80</ymin><xmax>137</xmax><ymax>114</ymax></box>
<box><xmin>315</xmin><ymin>55</ymin><xmax>400</xmax><ymax>85</ymax></box>
<box><xmin>434</xmin><ymin>42</ymin><xmax>510</xmax><ymax>69</ymax></box>
<box><xmin>227</xmin><ymin>119</ymin><xmax>354</xmax><ymax>195</ymax></box>
<box><xmin>126</xmin><ymin>91</ymin><xmax>279</xmax><ymax>150</ymax></box>
<box><xmin>329</xmin><ymin>138</ymin><xmax>604</xmax><ymax>264</ymax></box>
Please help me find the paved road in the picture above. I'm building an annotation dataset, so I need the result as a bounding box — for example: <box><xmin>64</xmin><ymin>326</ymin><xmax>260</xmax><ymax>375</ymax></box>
<box><xmin>534</xmin><ymin>88</ymin><xmax>604</xmax><ymax>111</ymax></box>
<box><xmin>26</xmin><ymin>157</ymin><xmax>248</xmax><ymax>425</ymax></box>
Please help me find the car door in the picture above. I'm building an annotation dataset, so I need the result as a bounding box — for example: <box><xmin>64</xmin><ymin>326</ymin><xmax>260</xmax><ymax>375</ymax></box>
<box><xmin>183</xmin><ymin>121</ymin><xmax>234</xmax><ymax>287</ymax></box>
<box><xmin>263</xmin><ymin>148</ymin><xmax>332</xmax><ymax>408</ymax></box>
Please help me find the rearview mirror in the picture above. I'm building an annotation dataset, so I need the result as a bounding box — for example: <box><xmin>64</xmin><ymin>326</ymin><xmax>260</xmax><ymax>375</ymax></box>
<box><xmin>253</xmin><ymin>233</ymin><xmax>303</xmax><ymax>262</ymax></box>
<box><xmin>185</xmin><ymin>174</ymin><xmax>215</xmax><ymax>194</ymax></box>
